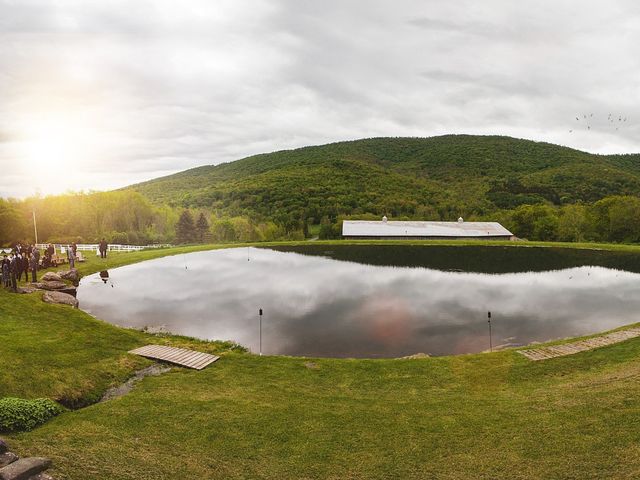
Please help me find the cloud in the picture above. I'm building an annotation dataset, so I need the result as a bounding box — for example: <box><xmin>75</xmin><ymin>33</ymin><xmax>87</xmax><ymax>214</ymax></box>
<box><xmin>0</xmin><ymin>0</ymin><xmax>640</xmax><ymax>197</ymax></box>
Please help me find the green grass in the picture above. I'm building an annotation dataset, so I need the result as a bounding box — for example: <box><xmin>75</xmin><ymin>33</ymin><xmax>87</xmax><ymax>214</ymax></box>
<box><xmin>4</xmin><ymin>241</ymin><xmax>640</xmax><ymax>478</ymax></box>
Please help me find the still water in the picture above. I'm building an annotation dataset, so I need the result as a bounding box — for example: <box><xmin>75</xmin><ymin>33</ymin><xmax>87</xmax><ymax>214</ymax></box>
<box><xmin>78</xmin><ymin>246</ymin><xmax>640</xmax><ymax>358</ymax></box>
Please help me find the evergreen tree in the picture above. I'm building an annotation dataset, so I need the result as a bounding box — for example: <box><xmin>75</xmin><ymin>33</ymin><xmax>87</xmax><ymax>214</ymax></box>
<box><xmin>175</xmin><ymin>210</ymin><xmax>196</xmax><ymax>244</ymax></box>
<box><xmin>195</xmin><ymin>212</ymin><xmax>210</xmax><ymax>243</ymax></box>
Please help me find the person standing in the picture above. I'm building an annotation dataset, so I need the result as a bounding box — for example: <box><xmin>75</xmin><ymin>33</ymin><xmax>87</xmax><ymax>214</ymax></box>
<box><xmin>21</xmin><ymin>253</ymin><xmax>29</xmax><ymax>281</ymax></box>
<box><xmin>67</xmin><ymin>245</ymin><xmax>75</xmax><ymax>268</ymax></box>
<box><xmin>9</xmin><ymin>254</ymin><xmax>17</xmax><ymax>292</ymax></box>
<box><xmin>99</xmin><ymin>238</ymin><xmax>108</xmax><ymax>259</ymax></box>
<box><xmin>1</xmin><ymin>256</ymin><xmax>9</xmax><ymax>287</ymax></box>
<box><xmin>29</xmin><ymin>250</ymin><xmax>38</xmax><ymax>282</ymax></box>
<box><xmin>33</xmin><ymin>246</ymin><xmax>40</xmax><ymax>268</ymax></box>
<box><xmin>15</xmin><ymin>253</ymin><xmax>23</xmax><ymax>283</ymax></box>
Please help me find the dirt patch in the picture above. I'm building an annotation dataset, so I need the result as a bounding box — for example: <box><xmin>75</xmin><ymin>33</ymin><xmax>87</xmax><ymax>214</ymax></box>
<box><xmin>100</xmin><ymin>364</ymin><xmax>171</xmax><ymax>402</ymax></box>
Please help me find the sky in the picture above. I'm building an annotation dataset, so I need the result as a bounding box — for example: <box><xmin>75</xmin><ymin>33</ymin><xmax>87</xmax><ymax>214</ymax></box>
<box><xmin>1</xmin><ymin>0</ymin><xmax>639</xmax><ymax>198</ymax></box>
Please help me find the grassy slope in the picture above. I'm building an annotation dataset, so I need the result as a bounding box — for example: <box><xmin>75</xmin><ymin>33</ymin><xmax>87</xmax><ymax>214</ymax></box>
<box><xmin>4</xmin><ymin>242</ymin><xmax>640</xmax><ymax>479</ymax></box>
<box><xmin>0</xmin><ymin>246</ymin><xmax>243</xmax><ymax>404</ymax></box>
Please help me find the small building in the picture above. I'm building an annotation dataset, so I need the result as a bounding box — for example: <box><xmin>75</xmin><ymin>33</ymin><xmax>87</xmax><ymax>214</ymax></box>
<box><xmin>342</xmin><ymin>216</ymin><xmax>514</xmax><ymax>240</ymax></box>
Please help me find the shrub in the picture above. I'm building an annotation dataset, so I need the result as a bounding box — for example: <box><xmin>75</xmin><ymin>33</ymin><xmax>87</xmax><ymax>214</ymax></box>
<box><xmin>0</xmin><ymin>397</ymin><xmax>64</xmax><ymax>432</ymax></box>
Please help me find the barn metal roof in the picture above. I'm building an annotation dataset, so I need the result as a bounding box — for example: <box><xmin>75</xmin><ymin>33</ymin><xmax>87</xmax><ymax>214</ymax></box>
<box><xmin>342</xmin><ymin>220</ymin><xmax>513</xmax><ymax>237</ymax></box>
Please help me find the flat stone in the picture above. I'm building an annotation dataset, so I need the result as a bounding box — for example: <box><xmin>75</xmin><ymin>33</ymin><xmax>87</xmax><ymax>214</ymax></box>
<box><xmin>33</xmin><ymin>281</ymin><xmax>67</xmax><ymax>291</ymax></box>
<box><xmin>0</xmin><ymin>440</ymin><xmax>7</xmax><ymax>454</ymax></box>
<box><xmin>40</xmin><ymin>272</ymin><xmax>62</xmax><ymax>282</ymax></box>
<box><xmin>42</xmin><ymin>291</ymin><xmax>79</xmax><ymax>308</ymax></box>
<box><xmin>57</xmin><ymin>287</ymin><xmax>77</xmax><ymax>297</ymax></box>
<box><xmin>0</xmin><ymin>453</ymin><xmax>17</xmax><ymax>468</ymax></box>
<box><xmin>16</xmin><ymin>286</ymin><xmax>39</xmax><ymax>294</ymax></box>
<box><xmin>0</xmin><ymin>457</ymin><xmax>51</xmax><ymax>480</ymax></box>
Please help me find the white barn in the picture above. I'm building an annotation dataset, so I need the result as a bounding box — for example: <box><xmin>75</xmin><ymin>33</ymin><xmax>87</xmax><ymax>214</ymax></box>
<box><xmin>342</xmin><ymin>217</ymin><xmax>514</xmax><ymax>240</ymax></box>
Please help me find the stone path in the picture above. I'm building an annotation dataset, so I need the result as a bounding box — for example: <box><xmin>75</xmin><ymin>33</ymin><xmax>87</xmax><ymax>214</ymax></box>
<box><xmin>518</xmin><ymin>326</ymin><xmax>640</xmax><ymax>361</ymax></box>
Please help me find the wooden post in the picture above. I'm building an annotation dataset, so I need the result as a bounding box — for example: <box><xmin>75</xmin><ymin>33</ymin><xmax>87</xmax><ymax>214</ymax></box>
<box><xmin>488</xmin><ymin>311</ymin><xmax>492</xmax><ymax>352</ymax></box>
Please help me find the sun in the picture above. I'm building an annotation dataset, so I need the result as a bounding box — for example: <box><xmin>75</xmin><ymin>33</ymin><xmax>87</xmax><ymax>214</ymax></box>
<box><xmin>24</xmin><ymin>127</ymin><xmax>69</xmax><ymax>169</ymax></box>
<box><xmin>18</xmin><ymin>112</ymin><xmax>96</xmax><ymax>193</ymax></box>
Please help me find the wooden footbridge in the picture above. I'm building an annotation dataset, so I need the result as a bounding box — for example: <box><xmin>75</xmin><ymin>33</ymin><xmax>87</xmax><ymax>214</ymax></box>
<box><xmin>129</xmin><ymin>345</ymin><xmax>219</xmax><ymax>370</ymax></box>
<box><xmin>518</xmin><ymin>326</ymin><xmax>640</xmax><ymax>361</ymax></box>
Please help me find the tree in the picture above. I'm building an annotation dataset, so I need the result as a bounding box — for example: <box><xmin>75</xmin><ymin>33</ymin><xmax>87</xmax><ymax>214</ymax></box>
<box><xmin>195</xmin><ymin>212</ymin><xmax>209</xmax><ymax>243</ymax></box>
<box><xmin>175</xmin><ymin>210</ymin><xmax>196</xmax><ymax>244</ymax></box>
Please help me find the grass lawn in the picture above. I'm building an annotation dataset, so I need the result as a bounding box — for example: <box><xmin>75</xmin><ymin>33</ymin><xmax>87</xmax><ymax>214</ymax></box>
<box><xmin>3</xmin><ymin>240</ymin><xmax>640</xmax><ymax>479</ymax></box>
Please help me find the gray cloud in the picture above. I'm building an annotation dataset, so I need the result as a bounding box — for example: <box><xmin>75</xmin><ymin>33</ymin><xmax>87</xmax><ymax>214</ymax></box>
<box><xmin>1</xmin><ymin>0</ymin><xmax>640</xmax><ymax>197</ymax></box>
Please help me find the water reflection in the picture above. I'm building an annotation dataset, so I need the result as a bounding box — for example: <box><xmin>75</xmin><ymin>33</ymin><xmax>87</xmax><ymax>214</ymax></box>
<box><xmin>77</xmin><ymin>247</ymin><xmax>640</xmax><ymax>357</ymax></box>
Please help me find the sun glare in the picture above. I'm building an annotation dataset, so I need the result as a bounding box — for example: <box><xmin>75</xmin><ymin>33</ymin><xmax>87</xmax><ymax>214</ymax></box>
<box><xmin>18</xmin><ymin>113</ymin><xmax>97</xmax><ymax>194</ymax></box>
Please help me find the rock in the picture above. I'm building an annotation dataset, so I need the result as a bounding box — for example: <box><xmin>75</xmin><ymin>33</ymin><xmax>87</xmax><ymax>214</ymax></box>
<box><xmin>57</xmin><ymin>269</ymin><xmax>79</xmax><ymax>282</ymax></box>
<box><xmin>0</xmin><ymin>457</ymin><xmax>51</xmax><ymax>480</ymax></box>
<box><xmin>16</xmin><ymin>286</ymin><xmax>39</xmax><ymax>294</ymax></box>
<box><xmin>57</xmin><ymin>287</ymin><xmax>77</xmax><ymax>297</ymax></box>
<box><xmin>28</xmin><ymin>474</ymin><xmax>54</xmax><ymax>480</ymax></box>
<box><xmin>398</xmin><ymin>353</ymin><xmax>431</xmax><ymax>359</ymax></box>
<box><xmin>0</xmin><ymin>440</ymin><xmax>7</xmax><ymax>454</ymax></box>
<box><xmin>40</xmin><ymin>272</ymin><xmax>62</xmax><ymax>282</ymax></box>
<box><xmin>42</xmin><ymin>291</ymin><xmax>79</xmax><ymax>308</ymax></box>
<box><xmin>0</xmin><ymin>453</ymin><xmax>18</xmax><ymax>468</ymax></box>
<box><xmin>33</xmin><ymin>281</ymin><xmax>67</xmax><ymax>291</ymax></box>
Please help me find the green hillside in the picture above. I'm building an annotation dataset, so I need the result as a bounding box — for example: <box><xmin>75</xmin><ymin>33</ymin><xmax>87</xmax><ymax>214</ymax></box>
<box><xmin>129</xmin><ymin>135</ymin><xmax>640</xmax><ymax>222</ymax></box>
<box><xmin>4</xmin><ymin>135</ymin><xmax>640</xmax><ymax>245</ymax></box>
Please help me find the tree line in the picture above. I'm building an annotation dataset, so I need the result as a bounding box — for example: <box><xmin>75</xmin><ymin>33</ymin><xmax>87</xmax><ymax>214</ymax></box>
<box><xmin>318</xmin><ymin>195</ymin><xmax>640</xmax><ymax>244</ymax></box>
<box><xmin>2</xmin><ymin>189</ymin><xmax>640</xmax><ymax>246</ymax></box>
<box><xmin>0</xmin><ymin>191</ymin><xmax>307</xmax><ymax>246</ymax></box>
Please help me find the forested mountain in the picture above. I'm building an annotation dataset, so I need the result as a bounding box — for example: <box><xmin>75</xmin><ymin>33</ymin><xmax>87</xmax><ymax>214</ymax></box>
<box><xmin>128</xmin><ymin>135</ymin><xmax>640</xmax><ymax>222</ymax></box>
<box><xmin>4</xmin><ymin>135</ymin><xmax>640</xmax><ymax>245</ymax></box>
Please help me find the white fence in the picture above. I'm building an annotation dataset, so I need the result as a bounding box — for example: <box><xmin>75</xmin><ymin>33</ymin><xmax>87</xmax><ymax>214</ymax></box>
<box><xmin>33</xmin><ymin>243</ymin><xmax>173</xmax><ymax>253</ymax></box>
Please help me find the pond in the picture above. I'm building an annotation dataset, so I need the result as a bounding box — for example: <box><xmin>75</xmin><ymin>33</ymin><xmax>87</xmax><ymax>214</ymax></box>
<box><xmin>78</xmin><ymin>245</ymin><xmax>640</xmax><ymax>358</ymax></box>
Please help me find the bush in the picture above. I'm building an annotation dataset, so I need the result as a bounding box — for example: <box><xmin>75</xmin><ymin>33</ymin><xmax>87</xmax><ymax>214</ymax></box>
<box><xmin>0</xmin><ymin>397</ymin><xmax>64</xmax><ymax>432</ymax></box>
<box><xmin>110</xmin><ymin>231</ymin><xmax>129</xmax><ymax>244</ymax></box>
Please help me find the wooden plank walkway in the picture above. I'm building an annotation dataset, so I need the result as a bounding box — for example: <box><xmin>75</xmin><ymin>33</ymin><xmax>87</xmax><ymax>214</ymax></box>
<box><xmin>129</xmin><ymin>345</ymin><xmax>220</xmax><ymax>370</ymax></box>
<box><xmin>518</xmin><ymin>327</ymin><xmax>640</xmax><ymax>361</ymax></box>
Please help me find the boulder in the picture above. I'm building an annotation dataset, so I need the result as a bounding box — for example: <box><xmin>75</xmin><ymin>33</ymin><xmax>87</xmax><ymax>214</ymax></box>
<box><xmin>16</xmin><ymin>286</ymin><xmax>39</xmax><ymax>294</ymax></box>
<box><xmin>33</xmin><ymin>281</ymin><xmax>67</xmax><ymax>291</ymax></box>
<box><xmin>0</xmin><ymin>453</ymin><xmax>17</xmax><ymax>469</ymax></box>
<box><xmin>42</xmin><ymin>291</ymin><xmax>79</xmax><ymax>308</ymax></box>
<box><xmin>0</xmin><ymin>440</ymin><xmax>7</xmax><ymax>454</ymax></box>
<box><xmin>0</xmin><ymin>457</ymin><xmax>51</xmax><ymax>480</ymax></box>
<box><xmin>57</xmin><ymin>269</ymin><xmax>79</xmax><ymax>282</ymax></box>
<box><xmin>57</xmin><ymin>287</ymin><xmax>77</xmax><ymax>297</ymax></box>
<box><xmin>40</xmin><ymin>272</ymin><xmax>62</xmax><ymax>282</ymax></box>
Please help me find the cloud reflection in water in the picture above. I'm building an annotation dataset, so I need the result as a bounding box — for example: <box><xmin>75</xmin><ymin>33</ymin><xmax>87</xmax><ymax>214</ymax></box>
<box><xmin>78</xmin><ymin>248</ymin><xmax>640</xmax><ymax>357</ymax></box>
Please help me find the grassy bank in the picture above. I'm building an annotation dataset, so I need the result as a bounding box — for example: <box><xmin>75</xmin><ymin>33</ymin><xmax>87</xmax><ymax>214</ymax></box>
<box><xmin>3</xmin><ymin>241</ymin><xmax>640</xmax><ymax>479</ymax></box>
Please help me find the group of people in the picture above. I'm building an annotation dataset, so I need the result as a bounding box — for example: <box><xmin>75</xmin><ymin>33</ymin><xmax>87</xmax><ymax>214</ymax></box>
<box><xmin>2</xmin><ymin>243</ymin><xmax>40</xmax><ymax>292</ymax></box>
<box><xmin>2</xmin><ymin>240</ymin><xmax>109</xmax><ymax>292</ymax></box>
<box><xmin>2</xmin><ymin>241</ymin><xmax>93</xmax><ymax>292</ymax></box>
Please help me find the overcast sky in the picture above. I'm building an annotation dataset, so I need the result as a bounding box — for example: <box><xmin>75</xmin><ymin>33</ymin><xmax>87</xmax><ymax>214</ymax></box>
<box><xmin>1</xmin><ymin>0</ymin><xmax>639</xmax><ymax>198</ymax></box>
